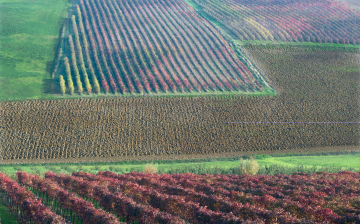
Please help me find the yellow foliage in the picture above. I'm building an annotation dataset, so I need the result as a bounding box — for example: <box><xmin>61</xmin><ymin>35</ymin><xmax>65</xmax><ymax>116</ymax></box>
<box><xmin>245</xmin><ymin>18</ymin><xmax>274</xmax><ymax>41</ymax></box>
<box><xmin>93</xmin><ymin>77</ymin><xmax>101</xmax><ymax>94</ymax></box>
<box><xmin>143</xmin><ymin>163</ymin><xmax>158</xmax><ymax>174</ymax></box>
<box><xmin>239</xmin><ymin>157</ymin><xmax>260</xmax><ymax>175</ymax></box>
<box><xmin>64</xmin><ymin>57</ymin><xmax>74</xmax><ymax>95</ymax></box>
<box><xmin>59</xmin><ymin>75</ymin><xmax>66</xmax><ymax>95</ymax></box>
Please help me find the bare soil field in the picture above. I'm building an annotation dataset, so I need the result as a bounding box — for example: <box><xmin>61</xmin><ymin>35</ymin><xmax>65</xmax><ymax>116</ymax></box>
<box><xmin>1</xmin><ymin>46</ymin><xmax>359</xmax><ymax>164</ymax></box>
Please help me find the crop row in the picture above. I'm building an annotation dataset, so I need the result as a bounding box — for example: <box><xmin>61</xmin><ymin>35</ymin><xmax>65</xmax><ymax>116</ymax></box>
<box><xmin>1</xmin><ymin>170</ymin><xmax>359</xmax><ymax>223</ymax></box>
<box><xmin>17</xmin><ymin>172</ymin><xmax>120</xmax><ymax>223</ymax></box>
<box><xmin>49</xmin><ymin>170</ymin><xmax>360</xmax><ymax>223</ymax></box>
<box><xmin>58</xmin><ymin>0</ymin><xmax>263</xmax><ymax>94</ymax></box>
<box><xmin>95</xmin><ymin>171</ymin><xmax>360</xmax><ymax>223</ymax></box>
<box><xmin>0</xmin><ymin>173</ymin><xmax>67</xmax><ymax>223</ymax></box>
<box><xmin>46</xmin><ymin>172</ymin><xmax>243</xmax><ymax>223</ymax></box>
<box><xmin>194</xmin><ymin>0</ymin><xmax>360</xmax><ymax>44</ymax></box>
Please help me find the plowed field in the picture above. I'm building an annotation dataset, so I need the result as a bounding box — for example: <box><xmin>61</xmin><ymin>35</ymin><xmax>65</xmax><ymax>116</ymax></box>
<box><xmin>1</xmin><ymin>46</ymin><xmax>359</xmax><ymax>164</ymax></box>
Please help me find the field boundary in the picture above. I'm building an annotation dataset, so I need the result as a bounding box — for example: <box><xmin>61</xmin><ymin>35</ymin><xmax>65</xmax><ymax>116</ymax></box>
<box><xmin>1</xmin><ymin>145</ymin><xmax>358</xmax><ymax>165</ymax></box>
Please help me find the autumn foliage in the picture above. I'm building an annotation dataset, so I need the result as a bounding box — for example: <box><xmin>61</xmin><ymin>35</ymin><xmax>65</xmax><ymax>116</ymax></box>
<box><xmin>57</xmin><ymin>0</ymin><xmax>264</xmax><ymax>95</ymax></box>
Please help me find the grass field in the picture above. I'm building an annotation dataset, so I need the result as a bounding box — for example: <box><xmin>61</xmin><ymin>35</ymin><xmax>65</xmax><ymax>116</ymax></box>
<box><xmin>0</xmin><ymin>201</ymin><xmax>18</xmax><ymax>224</ymax></box>
<box><xmin>0</xmin><ymin>0</ymin><xmax>69</xmax><ymax>101</ymax></box>
<box><xmin>1</xmin><ymin>150</ymin><xmax>359</xmax><ymax>176</ymax></box>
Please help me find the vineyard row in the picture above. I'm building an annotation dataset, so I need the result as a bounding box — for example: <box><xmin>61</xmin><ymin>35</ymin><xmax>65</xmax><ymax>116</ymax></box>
<box><xmin>58</xmin><ymin>0</ymin><xmax>264</xmax><ymax>95</ymax></box>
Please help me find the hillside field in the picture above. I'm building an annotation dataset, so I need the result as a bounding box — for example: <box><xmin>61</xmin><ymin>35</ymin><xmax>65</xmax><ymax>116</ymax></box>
<box><xmin>1</xmin><ymin>168</ymin><xmax>360</xmax><ymax>223</ymax></box>
<box><xmin>189</xmin><ymin>0</ymin><xmax>360</xmax><ymax>44</ymax></box>
<box><xmin>0</xmin><ymin>0</ymin><xmax>70</xmax><ymax>101</ymax></box>
<box><xmin>0</xmin><ymin>0</ymin><xmax>359</xmax><ymax>223</ymax></box>
<box><xmin>1</xmin><ymin>45</ymin><xmax>358</xmax><ymax>164</ymax></box>
<box><xmin>54</xmin><ymin>0</ymin><xmax>268</xmax><ymax>96</ymax></box>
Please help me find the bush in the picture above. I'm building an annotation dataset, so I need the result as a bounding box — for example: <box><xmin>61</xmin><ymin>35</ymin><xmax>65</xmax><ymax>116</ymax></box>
<box><xmin>114</xmin><ymin>167</ymin><xmax>123</xmax><ymax>173</ymax></box>
<box><xmin>238</xmin><ymin>157</ymin><xmax>260</xmax><ymax>175</ymax></box>
<box><xmin>143</xmin><ymin>163</ymin><xmax>158</xmax><ymax>174</ymax></box>
<box><xmin>13</xmin><ymin>165</ymin><xmax>23</xmax><ymax>172</ymax></box>
<box><xmin>44</xmin><ymin>165</ymin><xmax>51</xmax><ymax>170</ymax></box>
<box><xmin>108</xmin><ymin>166</ymin><xmax>115</xmax><ymax>171</ymax></box>
<box><xmin>59</xmin><ymin>75</ymin><xmax>66</xmax><ymax>94</ymax></box>
<box><xmin>76</xmin><ymin>165</ymin><xmax>84</xmax><ymax>171</ymax></box>
<box><xmin>254</xmin><ymin>154</ymin><xmax>272</xmax><ymax>160</ymax></box>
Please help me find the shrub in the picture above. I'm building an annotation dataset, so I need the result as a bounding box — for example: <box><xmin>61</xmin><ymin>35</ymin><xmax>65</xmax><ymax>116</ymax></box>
<box><xmin>238</xmin><ymin>157</ymin><xmax>260</xmax><ymax>175</ymax></box>
<box><xmin>143</xmin><ymin>163</ymin><xmax>158</xmax><ymax>174</ymax></box>
<box><xmin>59</xmin><ymin>75</ymin><xmax>66</xmax><ymax>94</ymax></box>
<box><xmin>254</xmin><ymin>154</ymin><xmax>272</xmax><ymax>160</ymax></box>
<box><xmin>64</xmin><ymin>57</ymin><xmax>74</xmax><ymax>95</ymax></box>
<box><xmin>108</xmin><ymin>166</ymin><xmax>115</xmax><ymax>171</ymax></box>
<box><xmin>114</xmin><ymin>167</ymin><xmax>123</xmax><ymax>173</ymax></box>
<box><xmin>76</xmin><ymin>165</ymin><xmax>84</xmax><ymax>171</ymax></box>
<box><xmin>44</xmin><ymin>165</ymin><xmax>52</xmax><ymax>171</ymax></box>
<box><xmin>93</xmin><ymin>78</ymin><xmax>100</xmax><ymax>93</ymax></box>
<box><xmin>13</xmin><ymin>165</ymin><xmax>23</xmax><ymax>172</ymax></box>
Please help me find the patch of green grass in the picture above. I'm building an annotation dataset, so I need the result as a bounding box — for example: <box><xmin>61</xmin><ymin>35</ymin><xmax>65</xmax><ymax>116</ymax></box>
<box><xmin>0</xmin><ymin>0</ymin><xmax>70</xmax><ymax>101</ymax></box>
<box><xmin>262</xmin><ymin>154</ymin><xmax>360</xmax><ymax>170</ymax></box>
<box><xmin>0</xmin><ymin>202</ymin><xmax>18</xmax><ymax>224</ymax></box>
<box><xmin>241</xmin><ymin>41</ymin><xmax>360</xmax><ymax>52</ymax></box>
<box><xmin>1</xmin><ymin>150</ymin><xmax>359</xmax><ymax>176</ymax></box>
<box><xmin>330</xmin><ymin>66</ymin><xmax>360</xmax><ymax>73</ymax></box>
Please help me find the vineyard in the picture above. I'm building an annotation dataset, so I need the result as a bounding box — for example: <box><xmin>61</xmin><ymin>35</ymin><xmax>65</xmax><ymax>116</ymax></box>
<box><xmin>192</xmin><ymin>0</ymin><xmax>360</xmax><ymax>44</ymax></box>
<box><xmin>1</xmin><ymin>46</ymin><xmax>358</xmax><ymax>163</ymax></box>
<box><xmin>0</xmin><ymin>170</ymin><xmax>359</xmax><ymax>223</ymax></box>
<box><xmin>55</xmin><ymin>0</ymin><xmax>268</xmax><ymax>95</ymax></box>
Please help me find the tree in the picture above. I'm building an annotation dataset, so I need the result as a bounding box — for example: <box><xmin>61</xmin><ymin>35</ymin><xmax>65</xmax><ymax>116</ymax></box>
<box><xmin>59</xmin><ymin>75</ymin><xmax>66</xmax><ymax>94</ymax></box>
<box><xmin>68</xmin><ymin>35</ymin><xmax>83</xmax><ymax>94</ymax></box>
<box><xmin>64</xmin><ymin>57</ymin><xmax>74</xmax><ymax>95</ymax></box>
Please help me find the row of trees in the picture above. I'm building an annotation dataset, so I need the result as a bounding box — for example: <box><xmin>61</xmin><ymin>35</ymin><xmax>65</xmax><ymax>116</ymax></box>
<box><xmin>0</xmin><ymin>173</ymin><xmax>67</xmax><ymax>223</ymax></box>
<box><xmin>194</xmin><ymin>0</ymin><xmax>360</xmax><ymax>44</ymax></box>
<box><xmin>59</xmin><ymin>0</ymin><xmax>263</xmax><ymax>94</ymax></box>
<box><xmin>77</xmin><ymin>171</ymin><xmax>293</xmax><ymax>222</ymax></box>
<box><xmin>98</xmin><ymin>170</ymin><xmax>360</xmax><ymax>223</ymax></box>
<box><xmin>45</xmin><ymin>172</ymin><xmax>190</xmax><ymax>223</ymax></box>
<box><xmin>17</xmin><ymin>172</ymin><xmax>121</xmax><ymax>223</ymax></box>
<box><xmin>48</xmin><ymin>170</ymin><xmax>360</xmax><ymax>223</ymax></box>
<box><xmin>2</xmin><ymin>168</ymin><xmax>359</xmax><ymax>223</ymax></box>
<box><xmin>48</xmin><ymin>171</ymin><xmax>250</xmax><ymax>223</ymax></box>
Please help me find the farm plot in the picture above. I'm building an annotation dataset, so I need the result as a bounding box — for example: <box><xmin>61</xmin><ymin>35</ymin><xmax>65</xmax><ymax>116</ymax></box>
<box><xmin>2</xmin><ymin>171</ymin><xmax>360</xmax><ymax>223</ymax></box>
<box><xmin>191</xmin><ymin>0</ymin><xmax>360</xmax><ymax>44</ymax></box>
<box><xmin>56</xmin><ymin>0</ymin><xmax>266</xmax><ymax>95</ymax></box>
<box><xmin>1</xmin><ymin>46</ymin><xmax>358</xmax><ymax>164</ymax></box>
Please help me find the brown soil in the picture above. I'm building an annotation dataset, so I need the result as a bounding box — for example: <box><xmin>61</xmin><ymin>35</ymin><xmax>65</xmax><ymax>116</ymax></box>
<box><xmin>1</xmin><ymin>46</ymin><xmax>359</xmax><ymax>164</ymax></box>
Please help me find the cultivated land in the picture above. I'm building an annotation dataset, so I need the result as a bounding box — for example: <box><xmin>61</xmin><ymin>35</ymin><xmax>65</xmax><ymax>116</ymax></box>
<box><xmin>1</xmin><ymin>45</ymin><xmax>359</xmax><ymax>164</ymax></box>
<box><xmin>189</xmin><ymin>0</ymin><xmax>360</xmax><ymax>44</ymax></box>
<box><xmin>339</xmin><ymin>0</ymin><xmax>360</xmax><ymax>9</ymax></box>
<box><xmin>55</xmin><ymin>0</ymin><xmax>267</xmax><ymax>96</ymax></box>
<box><xmin>1</xmin><ymin>0</ymin><xmax>360</xmax><ymax>222</ymax></box>
<box><xmin>0</xmin><ymin>0</ymin><xmax>70</xmax><ymax>101</ymax></box>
